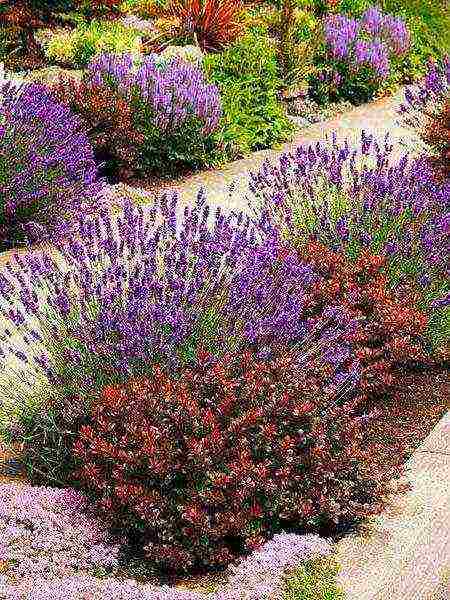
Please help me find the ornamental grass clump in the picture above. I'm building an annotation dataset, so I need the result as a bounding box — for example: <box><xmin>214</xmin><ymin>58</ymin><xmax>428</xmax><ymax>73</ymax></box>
<box><xmin>399</xmin><ymin>55</ymin><xmax>450</xmax><ymax>181</ymax></box>
<box><xmin>0</xmin><ymin>191</ymin><xmax>361</xmax><ymax>486</ymax></box>
<box><xmin>68</xmin><ymin>345</ymin><xmax>403</xmax><ymax>575</ymax></box>
<box><xmin>312</xmin><ymin>6</ymin><xmax>410</xmax><ymax>104</ymax></box>
<box><xmin>48</xmin><ymin>52</ymin><xmax>222</xmax><ymax>179</ymax></box>
<box><xmin>246</xmin><ymin>132</ymin><xmax>449</xmax><ymax>354</ymax></box>
<box><xmin>167</xmin><ymin>0</ymin><xmax>246</xmax><ymax>53</ymax></box>
<box><xmin>0</xmin><ymin>80</ymin><xmax>105</xmax><ymax>252</ymax></box>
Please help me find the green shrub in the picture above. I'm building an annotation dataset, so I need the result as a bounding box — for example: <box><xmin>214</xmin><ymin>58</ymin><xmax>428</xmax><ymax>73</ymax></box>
<box><xmin>204</xmin><ymin>27</ymin><xmax>293</xmax><ymax>159</ymax></box>
<box><xmin>43</xmin><ymin>19</ymin><xmax>143</xmax><ymax>67</ymax></box>
<box><xmin>0</xmin><ymin>24</ymin><xmax>19</xmax><ymax>65</ymax></box>
<box><xmin>331</xmin><ymin>0</ymin><xmax>372</xmax><ymax>17</ymax></box>
<box><xmin>283</xmin><ymin>555</ymin><xmax>346</xmax><ymax>600</ymax></box>
<box><xmin>119</xmin><ymin>0</ymin><xmax>169</xmax><ymax>17</ymax></box>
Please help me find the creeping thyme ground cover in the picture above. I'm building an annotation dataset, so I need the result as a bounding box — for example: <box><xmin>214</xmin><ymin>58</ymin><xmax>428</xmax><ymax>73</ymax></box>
<box><xmin>0</xmin><ymin>484</ymin><xmax>334</xmax><ymax>598</ymax></box>
<box><xmin>0</xmin><ymin>2</ymin><xmax>449</xmax><ymax>598</ymax></box>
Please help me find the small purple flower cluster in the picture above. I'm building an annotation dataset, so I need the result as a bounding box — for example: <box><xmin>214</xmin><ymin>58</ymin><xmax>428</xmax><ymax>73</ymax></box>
<box><xmin>0</xmin><ymin>483</ymin><xmax>125</xmax><ymax>583</ymax></box>
<box><xmin>399</xmin><ymin>54</ymin><xmax>450</xmax><ymax>132</ymax></box>
<box><xmin>324</xmin><ymin>6</ymin><xmax>410</xmax><ymax>79</ymax></box>
<box><xmin>0</xmin><ymin>497</ymin><xmax>331</xmax><ymax>600</ymax></box>
<box><xmin>86</xmin><ymin>52</ymin><xmax>222</xmax><ymax>137</ymax></box>
<box><xmin>216</xmin><ymin>533</ymin><xmax>332</xmax><ymax>600</ymax></box>
<box><xmin>0</xmin><ymin>80</ymin><xmax>105</xmax><ymax>251</ymax></box>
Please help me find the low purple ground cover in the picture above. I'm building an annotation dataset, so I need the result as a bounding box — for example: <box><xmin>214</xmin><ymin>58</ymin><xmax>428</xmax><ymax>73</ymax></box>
<box><xmin>0</xmin><ymin>482</ymin><xmax>331</xmax><ymax>600</ymax></box>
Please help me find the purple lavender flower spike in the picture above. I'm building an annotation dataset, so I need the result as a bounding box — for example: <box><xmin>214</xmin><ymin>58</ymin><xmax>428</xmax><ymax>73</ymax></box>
<box><xmin>0</xmin><ymin>80</ymin><xmax>106</xmax><ymax>251</ymax></box>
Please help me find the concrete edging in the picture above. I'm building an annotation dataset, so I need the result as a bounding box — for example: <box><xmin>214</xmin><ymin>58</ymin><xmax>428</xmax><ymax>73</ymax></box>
<box><xmin>335</xmin><ymin>410</ymin><xmax>450</xmax><ymax>600</ymax></box>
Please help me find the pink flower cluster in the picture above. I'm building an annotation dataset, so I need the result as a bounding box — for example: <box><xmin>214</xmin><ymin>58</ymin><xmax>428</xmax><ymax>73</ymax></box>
<box><xmin>0</xmin><ymin>482</ymin><xmax>331</xmax><ymax>600</ymax></box>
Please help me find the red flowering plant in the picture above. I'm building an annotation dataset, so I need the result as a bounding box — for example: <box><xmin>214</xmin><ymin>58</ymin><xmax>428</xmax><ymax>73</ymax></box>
<box><xmin>421</xmin><ymin>97</ymin><xmax>450</xmax><ymax>182</ymax></box>
<box><xmin>48</xmin><ymin>69</ymin><xmax>145</xmax><ymax>181</ymax></box>
<box><xmin>69</xmin><ymin>346</ymin><xmax>408</xmax><ymax>576</ymax></box>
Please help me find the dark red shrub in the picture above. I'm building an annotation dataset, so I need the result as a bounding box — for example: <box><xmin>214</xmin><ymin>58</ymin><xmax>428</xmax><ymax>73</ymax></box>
<box><xmin>48</xmin><ymin>73</ymin><xmax>145</xmax><ymax>181</ymax></box>
<box><xmin>70</xmin><ymin>347</ymin><xmax>408</xmax><ymax>575</ymax></box>
<box><xmin>292</xmin><ymin>239</ymin><xmax>430</xmax><ymax>402</ymax></box>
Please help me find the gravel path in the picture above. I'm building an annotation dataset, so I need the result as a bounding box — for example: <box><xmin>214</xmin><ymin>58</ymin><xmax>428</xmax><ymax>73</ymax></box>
<box><xmin>109</xmin><ymin>86</ymin><xmax>425</xmax><ymax>214</ymax></box>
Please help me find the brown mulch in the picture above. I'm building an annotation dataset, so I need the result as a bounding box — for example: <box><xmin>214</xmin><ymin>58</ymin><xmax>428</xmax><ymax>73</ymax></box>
<box><xmin>363</xmin><ymin>368</ymin><xmax>450</xmax><ymax>469</ymax></box>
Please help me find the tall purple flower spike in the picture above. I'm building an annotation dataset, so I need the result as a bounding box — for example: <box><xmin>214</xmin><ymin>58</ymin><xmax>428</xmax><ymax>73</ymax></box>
<box><xmin>0</xmin><ymin>80</ymin><xmax>106</xmax><ymax>251</ymax></box>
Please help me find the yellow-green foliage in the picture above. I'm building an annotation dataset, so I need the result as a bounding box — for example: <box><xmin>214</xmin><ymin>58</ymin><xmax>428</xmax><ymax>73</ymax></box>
<box><xmin>283</xmin><ymin>555</ymin><xmax>346</xmax><ymax>600</ymax></box>
<box><xmin>44</xmin><ymin>19</ymin><xmax>142</xmax><ymax>67</ymax></box>
<box><xmin>119</xmin><ymin>0</ymin><xmax>169</xmax><ymax>18</ymax></box>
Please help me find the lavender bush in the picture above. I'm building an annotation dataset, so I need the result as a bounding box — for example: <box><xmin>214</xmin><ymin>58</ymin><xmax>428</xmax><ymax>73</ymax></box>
<box><xmin>0</xmin><ymin>80</ymin><xmax>105</xmax><ymax>252</ymax></box>
<box><xmin>61</xmin><ymin>51</ymin><xmax>223</xmax><ymax>178</ymax></box>
<box><xmin>0</xmin><ymin>191</ymin><xmax>361</xmax><ymax>485</ymax></box>
<box><xmin>398</xmin><ymin>54</ymin><xmax>450</xmax><ymax>172</ymax></box>
<box><xmin>245</xmin><ymin>131</ymin><xmax>450</xmax><ymax>352</ymax></box>
<box><xmin>399</xmin><ymin>54</ymin><xmax>450</xmax><ymax>131</ymax></box>
<box><xmin>311</xmin><ymin>6</ymin><xmax>410</xmax><ymax>104</ymax></box>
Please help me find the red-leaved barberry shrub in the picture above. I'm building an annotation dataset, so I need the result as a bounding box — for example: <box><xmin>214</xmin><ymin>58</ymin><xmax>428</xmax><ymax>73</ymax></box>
<box><xmin>167</xmin><ymin>0</ymin><xmax>245</xmax><ymax>53</ymax></box>
<box><xmin>70</xmin><ymin>347</ymin><xmax>408</xmax><ymax>575</ymax></box>
<box><xmin>422</xmin><ymin>97</ymin><xmax>450</xmax><ymax>181</ymax></box>
<box><xmin>48</xmin><ymin>73</ymin><xmax>145</xmax><ymax>181</ymax></box>
<box><xmin>291</xmin><ymin>239</ymin><xmax>430</xmax><ymax>402</ymax></box>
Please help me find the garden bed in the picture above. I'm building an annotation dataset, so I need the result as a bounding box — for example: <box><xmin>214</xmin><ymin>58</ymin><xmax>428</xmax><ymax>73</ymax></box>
<box><xmin>0</xmin><ymin>2</ymin><xmax>449</xmax><ymax>599</ymax></box>
<box><xmin>0</xmin><ymin>367</ymin><xmax>448</xmax><ymax>597</ymax></box>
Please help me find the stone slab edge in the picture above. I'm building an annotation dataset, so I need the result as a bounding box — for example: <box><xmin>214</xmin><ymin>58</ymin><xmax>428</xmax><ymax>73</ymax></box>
<box><xmin>336</xmin><ymin>410</ymin><xmax>450</xmax><ymax>600</ymax></box>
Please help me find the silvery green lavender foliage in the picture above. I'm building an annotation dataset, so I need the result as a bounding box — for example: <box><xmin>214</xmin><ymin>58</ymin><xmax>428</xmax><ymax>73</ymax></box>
<box><xmin>0</xmin><ymin>80</ymin><xmax>105</xmax><ymax>252</ymax></box>
<box><xmin>0</xmin><ymin>510</ymin><xmax>331</xmax><ymax>600</ymax></box>
<box><xmin>84</xmin><ymin>52</ymin><xmax>222</xmax><ymax>174</ymax></box>
<box><xmin>245</xmin><ymin>131</ymin><xmax>450</xmax><ymax>347</ymax></box>
<box><xmin>314</xmin><ymin>6</ymin><xmax>410</xmax><ymax>103</ymax></box>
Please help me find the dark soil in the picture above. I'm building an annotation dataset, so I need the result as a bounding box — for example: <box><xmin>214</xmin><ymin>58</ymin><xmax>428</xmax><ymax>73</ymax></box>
<box><xmin>364</xmin><ymin>367</ymin><xmax>449</xmax><ymax>469</ymax></box>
